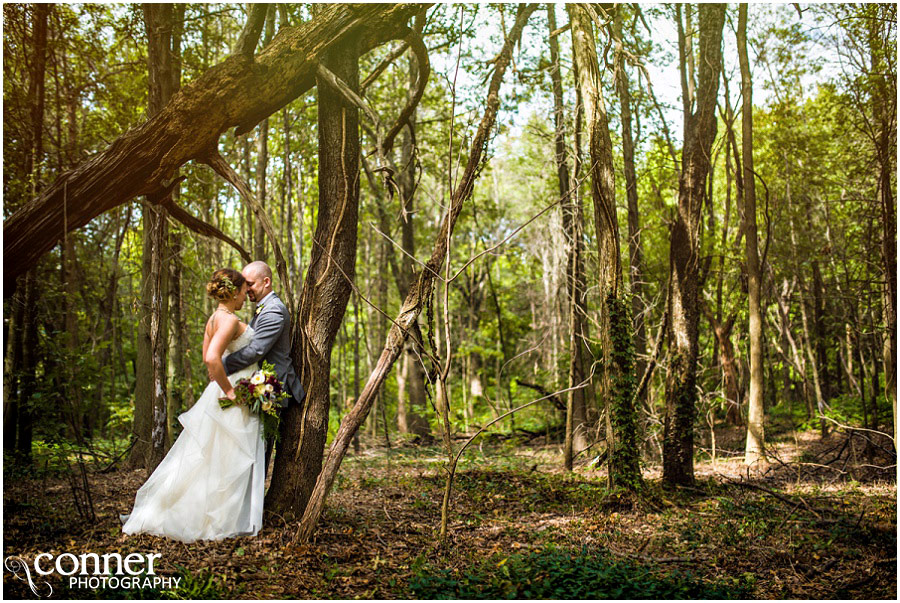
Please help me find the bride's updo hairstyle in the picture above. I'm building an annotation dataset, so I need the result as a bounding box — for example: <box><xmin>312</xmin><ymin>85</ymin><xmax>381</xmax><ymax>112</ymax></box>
<box><xmin>206</xmin><ymin>268</ymin><xmax>246</xmax><ymax>302</ymax></box>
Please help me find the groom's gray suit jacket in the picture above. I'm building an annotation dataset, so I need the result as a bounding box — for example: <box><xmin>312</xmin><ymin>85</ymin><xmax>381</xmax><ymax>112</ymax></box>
<box><xmin>223</xmin><ymin>292</ymin><xmax>305</xmax><ymax>408</ymax></box>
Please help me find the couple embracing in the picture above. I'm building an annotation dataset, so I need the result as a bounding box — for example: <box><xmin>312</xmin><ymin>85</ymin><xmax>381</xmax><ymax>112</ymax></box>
<box><xmin>121</xmin><ymin>261</ymin><xmax>305</xmax><ymax>543</ymax></box>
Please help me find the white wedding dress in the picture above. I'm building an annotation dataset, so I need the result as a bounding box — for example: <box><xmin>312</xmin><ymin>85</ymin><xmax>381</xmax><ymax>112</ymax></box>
<box><xmin>122</xmin><ymin>327</ymin><xmax>265</xmax><ymax>543</ymax></box>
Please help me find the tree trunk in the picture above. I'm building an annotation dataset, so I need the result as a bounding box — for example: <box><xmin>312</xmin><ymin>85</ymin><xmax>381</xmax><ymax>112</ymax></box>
<box><xmin>719</xmin><ymin>73</ymin><xmax>743</xmax><ymax>426</ymax></box>
<box><xmin>23</xmin><ymin>3</ymin><xmax>49</xmax><ymax>188</ymax></box>
<box><xmin>128</xmin><ymin>3</ymin><xmax>178</xmax><ymax>470</ymax></box>
<box><xmin>253</xmin><ymin>7</ymin><xmax>275</xmax><ymax>261</ymax></box>
<box><xmin>168</xmin><ymin>6</ymin><xmax>188</xmax><ymax>429</ymax></box>
<box><xmin>395</xmin><ymin>17</ymin><xmax>431</xmax><ymax>439</ymax></box>
<box><xmin>569</xmin><ymin>3</ymin><xmax>641</xmax><ymax>488</ymax></box>
<box><xmin>663</xmin><ymin>4</ymin><xmax>726</xmax><ymax>487</ymax></box>
<box><xmin>3</xmin><ymin>284</ymin><xmax>26</xmax><ymax>454</ymax></box>
<box><xmin>241</xmin><ymin>136</ymin><xmax>252</xmax><ymax>249</ymax></box>
<box><xmin>16</xmin><ymin>272</ymin><xmax>38</xmax><ymax>464</ymax></box>
<box><xmin>255</xmin><ymin>118</ymin><xmax>269</xmax><ymax>260</ymax></box>
<box><xmin>548</xmin><ymin>5</ymin><xmax>589</xmax><ymax>468</ymax></box>
<box><xmin>7</xmin><ymin>3</ymin><xmax>50</xmax><ymax>464</ymax></box>
<box><xmin>738</xmin><ymin>4</ymin><xmax>766</xmax><ymax>466</ymax></box>
<box><xmin>868</xmin><ymin>7</ymin><xmax>897</xmax><ymax>441</ymax></box>
<box><xmin>703</xmin><ymin>307</ymin><xmax>742</xmax><ymax>426</ymax></box>
<box><xmin>811</xmin><ymin>260</ymin><xmax>830</xmax><ymax>401</ymax></box>
<box><xmin>614</xmin><ymin>6</ymin><xmax>648</xmax><ymax>410</ymax></box>
<box><xmin>63</xmin><ymin>231</ymin><xmax>85</xmax><ymax>441</ymax></box>
<box><xmin>3</xmin><ymin>4</ymin><xmax>424</xmax><ymax>292</ymax></box>
<box><xmin>266</xmin><ymin>36</ymin><xmax>361</xmax><ymax>518</ymax></box>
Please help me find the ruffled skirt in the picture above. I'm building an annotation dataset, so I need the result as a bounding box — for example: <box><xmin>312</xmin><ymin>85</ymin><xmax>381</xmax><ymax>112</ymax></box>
<box><xmin>122</xmin><ymin>365</ymin><xmax>264</xmax><ymax>543</ymax></box>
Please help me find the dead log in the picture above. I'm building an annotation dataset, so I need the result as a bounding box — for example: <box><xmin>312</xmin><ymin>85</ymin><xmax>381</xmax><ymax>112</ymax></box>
<box><xmin>3</xmin><ymin>3</ymin><xmax>425</xmax><ymax>292</ymax></box>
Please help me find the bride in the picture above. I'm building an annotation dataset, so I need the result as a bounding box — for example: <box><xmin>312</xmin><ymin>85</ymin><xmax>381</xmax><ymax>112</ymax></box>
<box><xmin>122</xmin><ymin>268</ymin><xmax>265</xmax><ymax>542</ymax></box>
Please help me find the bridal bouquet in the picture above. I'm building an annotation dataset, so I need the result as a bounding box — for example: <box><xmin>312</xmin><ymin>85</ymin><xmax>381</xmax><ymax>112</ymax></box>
<box><xmin>219</xmin><ymin>361</ymin><xmax>285</xmax><ymax>441</ymax></box>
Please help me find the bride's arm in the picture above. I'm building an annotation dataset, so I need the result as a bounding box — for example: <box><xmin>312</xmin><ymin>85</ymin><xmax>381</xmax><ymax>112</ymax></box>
<box><xmin>205</xmin><ymin>314</ymin><xmax>241</xmax><ymax>399</ymax></box>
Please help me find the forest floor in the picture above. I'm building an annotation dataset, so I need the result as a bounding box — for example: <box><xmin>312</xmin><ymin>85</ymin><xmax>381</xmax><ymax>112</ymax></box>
<box><xmin>3</xmin><ymin>424</ymin><xmax>897</xmax><ymax>599</ymax></box>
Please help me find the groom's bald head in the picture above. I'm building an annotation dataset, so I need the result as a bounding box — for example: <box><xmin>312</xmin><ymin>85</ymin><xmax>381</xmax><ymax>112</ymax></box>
<box><xmin>243</xmin><ymin>261</ymin><xmax>274</xmax><ymax>302</ymax></box>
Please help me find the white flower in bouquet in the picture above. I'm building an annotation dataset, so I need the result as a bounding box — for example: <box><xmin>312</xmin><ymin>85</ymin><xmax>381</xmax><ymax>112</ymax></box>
<box><xmin>251</xmin><ymin>372</ymin><xmax>265</xmax><ymax>385</ymax></box>
<box><xmin>265</xmin><ymin>384</ymin><xmax>274</xmax><ymax>394</ymax></box>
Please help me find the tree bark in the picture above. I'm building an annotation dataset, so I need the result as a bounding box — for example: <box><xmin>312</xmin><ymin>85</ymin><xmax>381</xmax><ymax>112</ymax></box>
<box><xmin>266</xmin><ymin>35</ymin><xmax>361</xmax><ymax>518</ymax></box>
<box><xmin>738</xmin><ymin>4</ymin><xmax>766</xmax><ymax>466</ymax></box>
<box><xmin>129</xmin><ymin>3</ymin><xmax>178</xmax><ymax>470</ymax></box>
<box><xmin>3</xmin><ymin>4</ymin><xmax>425</xmax><ymax>292</ymax></box>
<box><xmin>663</xmin><ymin>4</ymin><xmax>726</xmax><ymax>487</ymax></box>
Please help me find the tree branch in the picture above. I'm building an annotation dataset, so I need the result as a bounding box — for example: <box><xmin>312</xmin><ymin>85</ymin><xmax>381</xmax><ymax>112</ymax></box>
<box><xmin>381</xmin><ymin>27</ymin><xmax>430</xmax><ymax>154</ymax></box>
<box><xmin>200</xmin><ymin>150</ymin><xmax>293</xmax><ymax>304</ymax></box>
<box><xmin>360</xmin><ymin>41</ymin><xmax>409</xmax><ymax>92</ymax></box>
<box><xmin>163</xmin><ymin>200</ymin><xmax>252</xmax><ymax>264</ymax></box>
<box><xmin>316</xmin><ymin>63</ymin><xmax>381</xmax><ymax>128</ymax></box>
<box><xmin>234</xmin><ymin>3</ymin><xmax>270</xmax><ymax>57</ymax></box>
<box><xmin>4</xmin><ymin>4</ymin><xmax>426</xmax><ymax>290</ymax></box>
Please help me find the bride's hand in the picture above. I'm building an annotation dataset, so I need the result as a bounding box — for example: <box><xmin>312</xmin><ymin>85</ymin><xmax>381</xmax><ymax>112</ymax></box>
<box><xmin>224</xmin><ymin>389</ymin><xmax>237</xmax><ymax>401</ymax></box>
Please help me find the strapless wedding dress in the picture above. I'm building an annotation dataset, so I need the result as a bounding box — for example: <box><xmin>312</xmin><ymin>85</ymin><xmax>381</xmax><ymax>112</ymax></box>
<box><xmin>122</xmin><ymin>327</ymin><xmax>264</xmax><ymax>542</ymax></box>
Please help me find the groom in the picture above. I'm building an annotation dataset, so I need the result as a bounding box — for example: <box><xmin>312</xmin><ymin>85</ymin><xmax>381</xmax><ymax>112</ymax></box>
<box><xmin>223</xmin><ymin>261</ymin><xmax>305</xmax><ymax>468</ymax></box>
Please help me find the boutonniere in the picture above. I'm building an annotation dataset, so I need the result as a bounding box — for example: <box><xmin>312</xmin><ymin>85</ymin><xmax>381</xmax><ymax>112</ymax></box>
<box><xmin>255</xmin><ymin>303</ymin><xmax>265</xmax><ymax>316</ymax></box>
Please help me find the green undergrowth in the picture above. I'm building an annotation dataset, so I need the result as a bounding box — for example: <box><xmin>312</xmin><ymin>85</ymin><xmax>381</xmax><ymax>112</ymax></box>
<box><xmin>408</xmin><ymin>545</ymin><xmax>754</xmax><ymax>599</ymax></box>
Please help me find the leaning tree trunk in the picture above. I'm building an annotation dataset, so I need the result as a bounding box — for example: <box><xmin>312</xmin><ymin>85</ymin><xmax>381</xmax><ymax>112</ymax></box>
<box><xmin>128</xmin><ymin>3</ymin><xmax>179</xmax><ymax>470</ymax></box>
<box><xmin>266</xmin><ymin>36</ymin><xmax>361</xmax><ymax>518</ymax></box>
<box><xmin>293</xmin><ymin>4</ymin><xmax>538</xmax><ymax>543</ymax></box>
<box><xmin>738</xmin><ymin>4</ymin><xmax>766</xmax><ymax>466</ymax></box>
<box><xmin>663</xmin><ymin>3</ymin><xmax>726</xmax><ymax>487</ymax></box>
<box><xmin>569</xmin><ymin>3</ymin><xmax>641</xmax><ymax>489</ymax></box>
<box><xmin>3</xmin><ymin>4</ymin><xmax>425</xmax><ymax>293</ymax></box>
